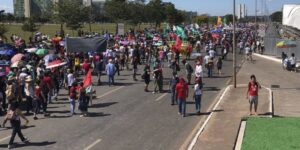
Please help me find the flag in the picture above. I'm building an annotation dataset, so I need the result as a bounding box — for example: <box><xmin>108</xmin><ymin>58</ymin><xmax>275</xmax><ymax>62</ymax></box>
<box><xmin>176</xmin><ymin>26</ymin><xmax>187</xmax><ymax>40</ymax></box>
<box><xmin>145</xmin><ymin>31</ymin><xmax>153</xmax><ymax>38</ymax></box>
<box><xmin>217</xmin><ymin>16</ymin><xmax>222</xmax><ymax>26</ymax></box>
<box><xmin>83</xmin><ymin>69</ymin><xmax>92</xmax><ymax>88</ymax></box>
<box><xmin>174</xmin><ymin>36</ymin><xmax>182</xmax><ymax>51</ymax></box>
<box><xmin>195</xmin><ymin>23</ymin><xmax>200</xmax><ymax>29</ymax></box>
<box><xmin>223</xmin><ymin>17</ymin><xmax>228</xmax><ymax>25</ymax></box>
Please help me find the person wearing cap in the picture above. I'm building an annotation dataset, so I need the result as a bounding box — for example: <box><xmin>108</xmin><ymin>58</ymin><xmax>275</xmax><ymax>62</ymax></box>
<box><xmin>176</xmin><ymin>78</ymin><xmax>189</xmax><ymax>117</ymax></box>
<box><xmin>19</xmin><ymin>68</ymin><xmax>28</xmax><ymax>98</ymax></box>
<box><xmin>169</xmin><ymin>72</ymin><xmax>179</xmax><ymax>105</ymax></box>
<box><xmin>24</xmin><ymin>76</ymin><xmax>34</xmax><ymax>115</ymax></box>
<box><xmin>105</xmin><ymin>59</ymin><xmax>116</xmax><ymax>86</ymax></box>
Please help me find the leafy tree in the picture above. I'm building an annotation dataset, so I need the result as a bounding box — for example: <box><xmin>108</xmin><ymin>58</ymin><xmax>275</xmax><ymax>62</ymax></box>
<box><xmin>127</xmin><ymin>2</ymin><xmax>146</xmax><ymax>26</ymax></box>
<box><xmin>22</xmin><ymin>17</ymin><xmax>40</xmax><ymax>35</ymax></box>
<box><xmin>146</xmin><ymin>0</ymin><xmax>166</xmax><ymax>27</ymax></box>
<box><xmin>224</xmin><ymin>14</ymin><xmax>234</xmax><ymax>24</ymax></box>
<box><xmin>104</xmin><ymin>0</ymin><xmax>130</xmax><ymax>22</ymax></box>
<box><xmin>0</xmin><ymin>24</ymin><xmax>8</xmax><ymax>41</ymax></box>
<box><xmin>164</xmin><ymin>2</ymin><xmax>177</xmax><ymax>25</ymax></box>
<box><xmin>54</xmin><ymin>0</ymin><xmax>88</xmax><ymax>35</ymax></box>
<box><xmin>208</xmin><ymin>16</ymin><xmax>217</xmax><ymax>24</ymax></box>
<box><xmin>194</xmin><ymin>14</ymin><xmax>209</xmax><ymax>25</ymax></box>
<box><xmin>270</xmin><ymin>11</ymin><xmax>282</xmax><ymax>22</ymax></box>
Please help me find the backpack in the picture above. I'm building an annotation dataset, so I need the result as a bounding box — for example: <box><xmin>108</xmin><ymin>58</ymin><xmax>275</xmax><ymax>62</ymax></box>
<box><xmin>186</xmin><ymin>63</ymin><xmax>194</xmax><ymax>74</ymax></box>
<box><xmin>6</xmin><ymin>110</ymin><xmax>16</xmax><ymax>120</ymax></box>
<box><xmin>5</xmin><ymin>84</ymin><xmax>15</xmax><ymax>101</ymax></box>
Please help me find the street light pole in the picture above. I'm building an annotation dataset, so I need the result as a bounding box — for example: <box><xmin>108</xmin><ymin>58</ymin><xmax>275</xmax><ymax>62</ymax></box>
<box><xmin>255</xmin><ymin>0</ymin><xmax>257</xmax><ymax>39</ymax></box>
<box><xmin>233</xmin><ymin>0</ymin><xmax>237</xmax><ymax>88</ymax></box>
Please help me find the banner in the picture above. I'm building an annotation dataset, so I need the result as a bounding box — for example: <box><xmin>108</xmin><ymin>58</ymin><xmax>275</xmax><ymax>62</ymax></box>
<box><xmin>66</xmin><ymin>37</ymin><xmax>107</xmax><ymax>52</ymax></box>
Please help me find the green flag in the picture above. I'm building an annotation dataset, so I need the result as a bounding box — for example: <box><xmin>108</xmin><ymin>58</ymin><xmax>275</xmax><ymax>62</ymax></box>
<box><xmin>176</xmin><ymin>26</ymin><xmax>187</xmax><ymax>40</ymax></box>
<box><xmin>145</xmin><ymin>31</ymin><xmax>153</xmax><ymax>38</ymax></box>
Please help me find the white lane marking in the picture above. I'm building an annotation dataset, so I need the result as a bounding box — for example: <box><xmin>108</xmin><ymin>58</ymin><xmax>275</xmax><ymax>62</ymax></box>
<box><xmin>261</xmin><ymin>85</ymin><xmax>273</xmax><ymax>118</ymax></box>
<box><xmin>84</xmin><ymin>139</ymin><xmax>102</xmax><ymax>150</ymax></box>
<box><xmin>187</xmin><ymin>85</ymin><xmax>232</xmax><ymax>150</ymax></box>
<box><xmin>155</xmin><ymin>93</ymin><xmax>168</xmax><ymax>101</ymax></box>
<box><xmin>234</xmin><ymin>121</ymin><xmax>247</xmax><ymax>150</ymax></box>
<box><xmin>96</xmin><ymin>86</ymin><xmax>125</xmax><ymax>99</ymax></box>
<box><xmin>0</xmin><ymin>136</ymin><xmax>11</xmax><ymax>143</ymax></box>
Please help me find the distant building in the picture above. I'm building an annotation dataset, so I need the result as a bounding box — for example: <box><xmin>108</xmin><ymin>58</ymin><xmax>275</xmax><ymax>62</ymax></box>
<box><xmin>14</xmin><ymin>0</ymin><xmax>26</xmax><ymax>18</ymax></box>
<box><xmin>13</xmin><ymin>0</ymin><xmax>54</xmax><ymax>18</ymax></box>
<box><xmin>84</xmin><ymin>0</ymin><xmax>106</xmax><ymax>14</ymax></box>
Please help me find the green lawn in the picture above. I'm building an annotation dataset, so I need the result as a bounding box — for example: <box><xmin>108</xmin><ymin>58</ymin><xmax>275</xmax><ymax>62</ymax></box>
<box><xmin>242</xmin><ymin>117</ymin><xmax>300</xmax><ymax>150</ymax></box>
<box><xmin>3</xmin><ymin>23</ymin><xmax>152</xmax><ymax>42</ymax></box>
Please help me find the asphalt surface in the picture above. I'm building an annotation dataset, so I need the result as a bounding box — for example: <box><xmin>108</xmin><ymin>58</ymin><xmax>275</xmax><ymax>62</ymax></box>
<box><xmin>0</xmin><ymin>50</ymin><xmax>243</xmax><ymax>150</ymax></box>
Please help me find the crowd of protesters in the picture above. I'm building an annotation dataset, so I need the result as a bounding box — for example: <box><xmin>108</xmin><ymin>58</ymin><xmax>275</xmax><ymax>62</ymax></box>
<box><xmin>0</xmin><ymin>22</ymin><xmax>264</xmax><ymax>148</ymax></box>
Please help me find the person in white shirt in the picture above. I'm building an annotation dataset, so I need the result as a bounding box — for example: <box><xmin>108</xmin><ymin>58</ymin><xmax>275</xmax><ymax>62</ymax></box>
<box><xmin>208</xmin><ymin>49</ymin><xmax>215</xmax><ymax>59</ymax></box>
<box><xmin>67</xmin><ymin>69</ymin><xmax>76</xmax><ymax>94</ymax></box>
<box><xmin>244</xmin><ymin>45</ymin><xmax>251</xmax><ymax>61</ymax></box>
<box><xmin>204</xmin><ymin>53</ymin><xmax>210</xmax><ymax>68</ymax></box>
<box><xmin>289</xmin><ymin>53</ymin><xmax>297</xmax><ymax>72</ymax></box>
<box><xmin>194</xmin><ymin>60</ymin><xmax>203</xmax><ymax>83</ymax></box>
<box><xmin>193</xmin><ymin>79</ymin><xmax>203</xmax><ymax>115</ymax></box>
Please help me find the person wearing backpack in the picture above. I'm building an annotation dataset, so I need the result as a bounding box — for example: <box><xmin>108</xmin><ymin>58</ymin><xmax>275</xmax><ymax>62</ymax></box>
<box><xmin>2</xmin><ymin>102</ymin><xmax>29</xmax><ymax>149</ymax></box>
<box><xmin>6</xmin><ymin>76</ymin><xmax>17</xmax><ymax>106</ymax></box>
<box><xmin>78</xmin><ymin>82</ymin><xmax>88</xmax><ymax>117</ymax></box>
<box><xmin>176</xmin><ymin>78</ymin><xmax>189</xmax><ymax>117</ymax></box>
<box><xmin>169</xmin><ymin>73</ymin><xmax>179</xmax><ymax>105</ymax></box>
<box><xmin>69</xmin><ymin>82</ymin><xmax>78</xmax><ymax>116</ymax></box>
<box><xmin>182</xmin><ymin>59</ymin><xmax>193</xmax><ymax>85</ymax></box>
<box><xmin>216</xmin><ymin>57</ymin><xmax>223</xmax><ymax>76</ymax></box>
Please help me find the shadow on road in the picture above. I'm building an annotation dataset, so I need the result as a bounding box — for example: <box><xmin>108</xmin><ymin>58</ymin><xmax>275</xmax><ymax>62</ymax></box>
<box><xmin>203</xmin><ymin>87</ymin><xmax>221</xmax><ymax>91</ymax></box>
<box><xmin>87</xmin><ymin>112</ymin><xmax>111</xmax><ymax>117</ymax></box>
<box><xmin>0</xmin><ymin>141</ymin><xmax>56</xmax><ymax>148</ymax></box>
<box><xmin>90</xmin><ymin>102</ymin><xmax>118</xmax><ymax>108</ymax></box>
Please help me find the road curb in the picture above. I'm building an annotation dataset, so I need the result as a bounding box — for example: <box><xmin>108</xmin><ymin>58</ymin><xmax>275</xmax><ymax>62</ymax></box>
<box><xmin>253</xmin><ymin>53</ymin><xmax>281</xmax><ymax>64</ymax></box>
<box><xmin>234</xmin><ymin>121</ymin><xmax>247</xmax><ymax>150</ymax></box>
<box><xmin>233</xmin><ymin>85</ymin><xmax>274</xmax><ymax>150</ymax></box>
<box><xmin>185</xmin><ymin>85</ymin><xmax>233</xmax><ymax>150</ymax></box>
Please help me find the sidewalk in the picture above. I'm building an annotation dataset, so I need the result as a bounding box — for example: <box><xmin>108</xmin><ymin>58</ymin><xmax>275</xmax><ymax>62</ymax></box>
<box><xmin>192</xmin><ymin>55</ymin><xmax>270</xmax><ymax>150</ymax></box>
<box><xmin>250</xmin><ymin>54</ymin><xmax>300</xmax><ymax>117</ymax></box>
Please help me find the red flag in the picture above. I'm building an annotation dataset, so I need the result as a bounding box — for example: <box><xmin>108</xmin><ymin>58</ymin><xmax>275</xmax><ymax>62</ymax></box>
<box><xmin>174</xmin><ymin>36</ymin><xmax>182</xmax><ymax>51</ymax></box>
<box><xmin>83</xmin><ymin>69</ymin><xmax>92</xmax><ymax>87</ymax></box>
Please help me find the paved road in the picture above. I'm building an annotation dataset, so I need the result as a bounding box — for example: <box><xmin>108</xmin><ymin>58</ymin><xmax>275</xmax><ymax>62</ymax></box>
<box><xmin>0</xmin><ymin>51</ymin><xmax>243</xmax><ymax>150</ymax></box>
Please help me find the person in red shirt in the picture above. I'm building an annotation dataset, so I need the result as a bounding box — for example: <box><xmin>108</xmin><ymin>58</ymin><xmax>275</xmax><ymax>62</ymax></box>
<box><xmin>43</xmin><ymin>71</ymin><xmax>54</xmax><ymax>104</ymax></box>
<box><xmin>186</xmin><ymin>43</ymin><xmax>192</xmax><ymax>60</ymax></box>
<box><xmin>246</xmin><ymin>75</ymin><xmax>261</xmax><ymax>115</ymax></box>
<box><xmin>176</xmin><ymin>77</ymin><xmax>189</xmax><ymax>117</ymax></box>
<box><xmin>82</xmin><ymin>59</ymin><xmax>91</xmax><ymax>75</ymax></box>
<box><xmin>69</xmin><ymin>82</ymin><xmax>78</xmax><ymax>116</ymax></box>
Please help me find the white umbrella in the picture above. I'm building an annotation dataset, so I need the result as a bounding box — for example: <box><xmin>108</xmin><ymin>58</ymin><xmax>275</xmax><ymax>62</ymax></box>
<box><xmin>46</xmin><ymin>60</ymin><xmax>67</xmax><ymax>69</ymax></box>
<box><xmin>25</xmin><ymin>48</ymin><xmax>37</xmax><ymax>53</ymax></box>
<box><xmin>192</xmin><ymin>52</ymin><xmax>202</xmax><ymax>57</ymax></box>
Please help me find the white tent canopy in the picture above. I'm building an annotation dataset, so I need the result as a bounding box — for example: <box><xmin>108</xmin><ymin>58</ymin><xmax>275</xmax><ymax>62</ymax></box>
<box><xmin>283</xmin><ymin>4</ymin><xmax>300</xmax><ymax>30</ymax></box>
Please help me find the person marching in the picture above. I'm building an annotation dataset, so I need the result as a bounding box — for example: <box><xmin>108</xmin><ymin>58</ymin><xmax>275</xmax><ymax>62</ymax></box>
<box><xmin>2</xmin><ymin>102</ymin><xmax>30</xmax><ymax>149</ymax></box>
<box><xmin>193</xmin><ymin>79</ymin><xmax>203</xmax><ymax>115</ymax></box>
<box><xmin>176</xmin><ymin>78</ymin><xmax>189</xmax><ymax>117</ymax></box>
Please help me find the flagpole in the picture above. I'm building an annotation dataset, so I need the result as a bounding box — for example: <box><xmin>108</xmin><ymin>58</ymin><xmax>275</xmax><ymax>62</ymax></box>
<box><xmin>233</xmin><ymin>0</ymin><xmax>237</xmax><ymax>88</ymax></box>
